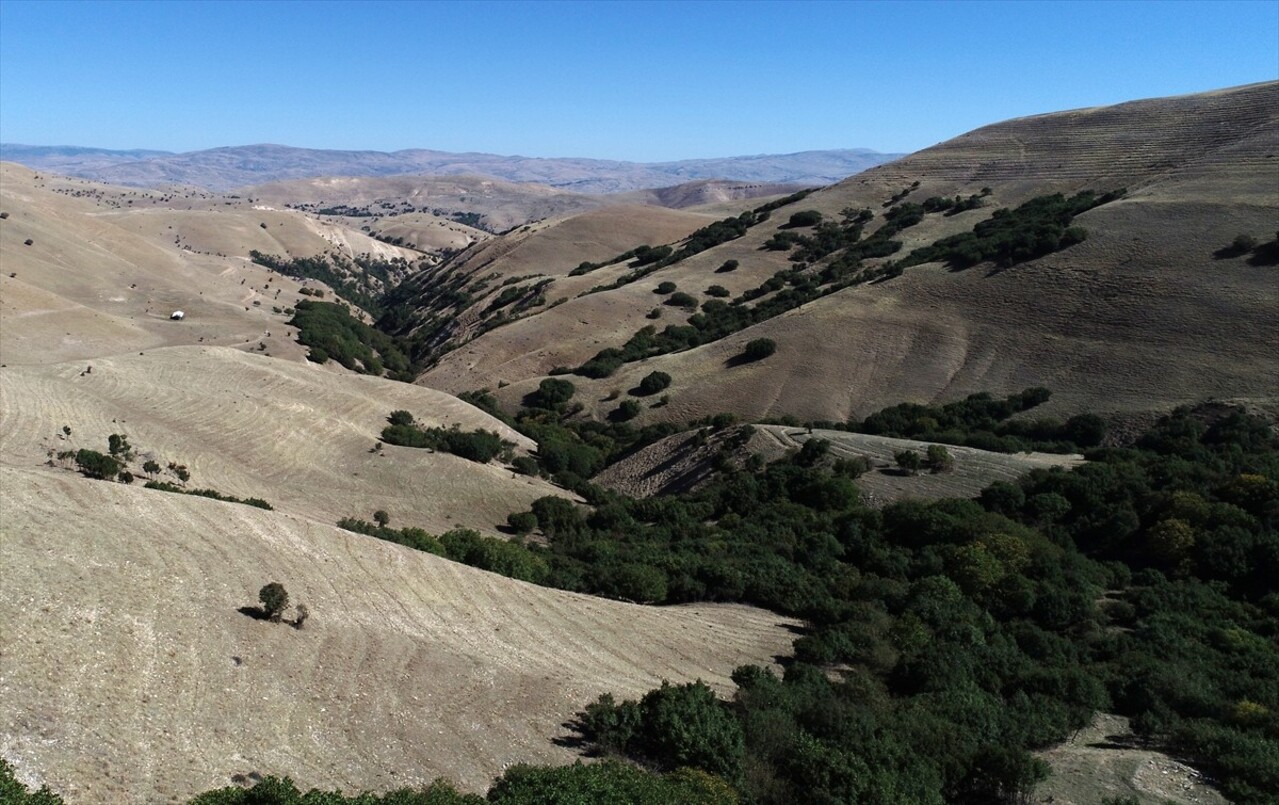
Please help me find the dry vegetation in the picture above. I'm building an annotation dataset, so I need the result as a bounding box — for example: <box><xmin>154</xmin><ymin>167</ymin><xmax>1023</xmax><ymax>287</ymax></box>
<box><xmin>427</xmin><ymin>82</ymin><xmax>1277</xmax><ymax>426</ymax></box>
<box><xmin>0</xmin><ymin>466</ymin><xmax>797</xmax><ymax>802</ymax></box>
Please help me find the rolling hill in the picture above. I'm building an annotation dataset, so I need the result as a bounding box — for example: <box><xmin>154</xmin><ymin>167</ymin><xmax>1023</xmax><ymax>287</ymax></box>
<box><xmin>406</xmin><ymin>81</ymin><xmax>1278</xmax><ymax>425</ymax></box>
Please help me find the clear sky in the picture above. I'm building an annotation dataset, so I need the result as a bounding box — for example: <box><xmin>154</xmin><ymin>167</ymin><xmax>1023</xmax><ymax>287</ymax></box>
<box><xmin>1</xmin><ymin>0</ymin><xmax>1276</xmax><ymax>160</ymax></box>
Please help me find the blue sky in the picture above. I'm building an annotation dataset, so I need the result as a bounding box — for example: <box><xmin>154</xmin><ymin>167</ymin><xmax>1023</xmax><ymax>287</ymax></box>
<box><xmin>1</xmin><ymin>0</ymin><xmax>1275</xmax><ymax>160</ymax></box>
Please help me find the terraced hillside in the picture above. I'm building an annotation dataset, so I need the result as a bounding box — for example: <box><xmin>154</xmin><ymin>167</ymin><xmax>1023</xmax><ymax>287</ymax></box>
<box><xmin>594</xmin><ymin>424</ymin><xmax>1083</xmax><ymax>505</ymax></box>
<box><xmin>0</xmin><ymin>465</ymin><xmax>797</xmax><ymax>802</ymax></box>
<box><xmin>413</xmin><ymin>82</ymin><xmax>1278</xmax><ymax>425</ymax></box>
<box><xmin>0</xmin><ymin>346</ymin><xmax>561</xmax><ymax>536</ymax></box>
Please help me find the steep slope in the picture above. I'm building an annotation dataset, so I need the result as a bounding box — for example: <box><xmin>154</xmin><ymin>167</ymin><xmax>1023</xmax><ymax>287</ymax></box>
<box><xmin>419</xmin><ymin>82</ymin><xmax>1278</xmax><ymax>423</ymax></box>
<box><xmin>0</xmin><ymin>465</ymin><xmax>797</xmax><ymax>802</ymax></box>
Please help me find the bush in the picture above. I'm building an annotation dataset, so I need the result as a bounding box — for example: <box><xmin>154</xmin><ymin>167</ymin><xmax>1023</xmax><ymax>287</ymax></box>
<box><xmin>654</xmin><ymin>282</ymin><xmax>677</xmax><ymax>295</ymax></box>
<box><xmin>258</xmin><ymin>582</ymin><xmax>289</xmax><ymax>622</ymax></box>
<box><xmin>613</xmin><ymin>400</ymin><xmax>642</xmax><ymax>422</ymax></box>
<box><xmin>716</xmin><ymin>260</ymin><xmax>739</xmax><ymax>273</ymax></box>
<box><xmin>741</xmin><ymin>338</ymin><xmax>776</xmax><ymax>362</ymax></box>
<box><xmin>926</xmin><ymin>444</ymin><xmax>954</xmax><ymax>473</ymax></box>
<box><xmin>665</xmin><ymin>292</ymin><xmax>698</xmax><ymax>309</ymax></box>
<box><xmin>507</xmin><ymin>511</ymin><xmax>538</xmax><ymax>534</ymax></box>
<box><xmin>637</xmin><ymin>371</ymin><xmax>672</xmax><ymax>396</ymax></box>
<box><xmin>705</xmin><ymin>285</ymin><xmax>730</xmax><ymax>298</ymax></box>
<box><xmin>895</xmin><ymin>449</ymin><xmax>922</xmax><ymax>475</ymax></box>
<box><xmin>526</xmin><ymin>378</ymin><xmax>575</xmax><ymax>409</ymax></box>
<box><xmin>74</xmin><ymin>449</ymin><xmax>120</xmax><ymax>480</ymax></box>
<box><xmin>786</xmin><ymin>210</ymin><xmax>823</xmax><ymax>228</ymax></box>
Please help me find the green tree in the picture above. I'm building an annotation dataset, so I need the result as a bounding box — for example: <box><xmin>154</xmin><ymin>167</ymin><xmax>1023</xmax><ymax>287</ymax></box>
<box><xmin>637</xmin><ymin>371</ymin><xmax>672</xmax><ymax>396</ymax></box>
<box><xmin>895</xmin><ymin>449</ymin><xmax>922</xmax><ymax>475</ymax></box>
<box><xmin>373</xmin><ymin>510</ymin><xmax>390</xmax><ymax>527</ymax></box>
<box><xmin>74</xmin><ymin>449</ymin><xmax>120</xmax><ymax>480</ymax></box>
<box><xmin>258</xmin><ymin>582</ymin><xmax>289</xmax><ymax>623</ymax></box>
<box><xmin>741</xmin><ymin>338</ymin><xmax>776</xmax><ymax>362</ymax></box>
<box><xmin>924</xmin><ymin>444</ymin><xmax>953</xmax><ymax>473</ymax></box>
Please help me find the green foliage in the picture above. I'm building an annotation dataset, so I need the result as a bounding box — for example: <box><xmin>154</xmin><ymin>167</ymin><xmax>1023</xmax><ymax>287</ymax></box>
<box><xmin>742</xmin><ymin>338</ymin><xmax>776</xmax><ymax>361</ymax></box>
<box><xmin>381</xmin><ymin>420</ymin><xmax>514</xmax><ymax>464</ymax></box>
<box><xmin>897</xmin><ymin>190</ymin><xmax>1123</xmax><ymax>271</ymax></box>
<box><xmin>188</xmin><ymin>775</ymin><xmax>484</xmax><ymax>804</ymax></box>
<box><xmin>654</xmin><ymin>281</ymin><xmax>677</xmax><ymax>295</ymax></box>
<box><xmin>258</xmin><ymin>582</ymin><xmax>289</xmax><ymax>622</ymax></box>
<box><xmin>74</xmin><ymin>448</ymin><xmax>119</xmax><ymax>480</ymax></box>
<box><xmin>612</xmin><ymin>399</ymin><xmax>642</xmax><ymax>422</ymax></box>
<box><xmin>249</xmin><ymin>250</ymin><xmax>406</xmax><ymax>315</ymax></box>
<box><xmin>894</xmin><ymin>449</ymin><xmax>922</xmax><ymax>475</ymax></box>
<box><xmin>487</xmin><ymin>761</ymin><xmax>738</xmax><ymax>805</ymax></box>
<box><xmin>107</xmin><ymin>433</ymin><xmax>132</xmax><ymax>459</ymax></box>
<box><xmin>850</xmin><ymin>388</ymin><xmax>1100</xmax><ymax>454</ymax></box>
<box><xmin>665</xmin><ymin>291</ymin><xmax>697</xmax><ymax>309</ymax></box>
<box><xmin>0</xmin><ymin>759</ymin><xmax>65</xmax><ymax>804</ymax></box>
<box><xmin>524</xmin><ymin>378</ymin><xmax>576</xmax><ymax>410</ymax></box>
<box><xmin>636</xmin><ymin>371</ymin><xmax>672</xmax><ymax>396</ymax></box>
<box><xmin>925</xmin><ymin>444</ymin><xmax>954</xmax><ymax>473</ymax></box>
<box><xmin>144</xmin><ymin>481</ymin><xmax>273</xmax><ymax>510</ymax></box>
<box><xmin>716</xmin><ymin>259</ymin><xmax>739</xmax><ymax>273</ymax></box>
<box><xmin>288</xmin><ymin>301</ymin><xmax>412</xmax><ymax>378</ymax></box>
<box><xmin>785</xmin><ymin>210</ymin><xmax>823</xmax><ymax>228</ymax></box>
<box><xmin>705</xmin><ymin>285</ymin><xmax>730</xmax><ymax>298</ymax></box>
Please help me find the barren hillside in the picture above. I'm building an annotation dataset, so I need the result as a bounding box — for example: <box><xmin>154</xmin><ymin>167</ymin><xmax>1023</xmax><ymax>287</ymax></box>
<box><xmin>0</xmin><ymin>465</ymin><xmax>797</xmax><ymax>802</ymax></box>
<box><xmin>0</xmin><ymin>163</ymin><xmax>419</xmax><ymax>366</ymax></box>
<box><xmin>0</xmin><ymin>346</ymin><xmax>565</xmax><ymax>536</ymax></box>
<box><xmin>417</xmin><ymin>82</ymin><xmax>1278</xmax><ymax>424</ymax></box>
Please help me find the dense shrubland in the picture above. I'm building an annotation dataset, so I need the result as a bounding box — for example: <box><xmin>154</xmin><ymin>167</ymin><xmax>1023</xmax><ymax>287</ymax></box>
<box><xmin>288</xmin><ymin>301</ymin><xmax>414</xmax><ymax>379</ymax></box>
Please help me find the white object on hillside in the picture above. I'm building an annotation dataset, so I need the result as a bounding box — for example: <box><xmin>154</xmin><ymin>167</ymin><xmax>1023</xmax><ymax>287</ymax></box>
<box><xmin>170</xmin><ymin>311</ymin><xmax>185</xmax><ymax>320</ymax></box>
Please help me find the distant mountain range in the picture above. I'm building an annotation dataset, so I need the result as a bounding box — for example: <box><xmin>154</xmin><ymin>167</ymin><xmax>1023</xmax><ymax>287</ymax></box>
<box><xmin>0</xmin><ymin>143</ymin><xmax>905</xmax><ymax>193</ymax></box>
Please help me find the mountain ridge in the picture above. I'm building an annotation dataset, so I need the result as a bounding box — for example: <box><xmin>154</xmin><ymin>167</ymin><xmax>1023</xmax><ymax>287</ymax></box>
<box><xmin>0</xmin><ymin>142</ymin><xmax>903</xmax><ymax>193</ymax></box>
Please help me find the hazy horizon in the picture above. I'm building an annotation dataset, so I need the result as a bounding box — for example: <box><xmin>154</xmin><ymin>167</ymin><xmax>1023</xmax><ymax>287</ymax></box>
<box><xmin>1</xmin><ymin>0</ymin><xmax>1276</xmax><ymax>162</ymax></box>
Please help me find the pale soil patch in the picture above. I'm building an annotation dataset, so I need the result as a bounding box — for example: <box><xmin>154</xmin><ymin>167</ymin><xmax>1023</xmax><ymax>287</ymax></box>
<box><xmin>0</xmin><ymin>346</ymin><xmax>564</xmax><ymax>537</ymax></box>
<box><xmin>0</xmin><ymin>466</ymin><xmax>798</xmax><ymax>803</ymax></box>
<box><xmin>1034</xmin><ymin>714</ymin><xmax>1228</xmax><ymax>805</ymax></box>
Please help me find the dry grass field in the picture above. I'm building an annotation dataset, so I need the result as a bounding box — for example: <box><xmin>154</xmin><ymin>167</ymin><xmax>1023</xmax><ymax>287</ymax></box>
<box><xmin>0</xmin><ymin>465</ymin><xmax>798</xmax><ymax>803</ymax></box>
<box><xmin>0</xmin><ymin>162</ymin><xmax>803</xmax><ymax>803</ymax></box>
<box><xmin>422</xmin><ymin>82</ymin><xmax>1278</xmax><ymax>425</ymax></box>
<box><xmin>0</xmin><ymin>346</ymin><xmax>563</xmax><ymax>536</ymax></box>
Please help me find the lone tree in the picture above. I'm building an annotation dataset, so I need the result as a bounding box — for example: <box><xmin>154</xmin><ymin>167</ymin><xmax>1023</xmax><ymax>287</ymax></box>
<box><xmin>895</xmin><ymin>449</ymin><xmax>923</xmax><ymax>476</ymax></box>
<box><xmin>741</xmin><ymin>338</ymin><xmax>777</xmax><ymax>362</ymax></box>
<box><xmin>926</xmin><ymin>444</ymin><xmax>955</xmax><ymax>473</ymax></box>
<box><xmin>258</xmin><ymin>582</ymin><xmax>289</xmax><ymax>623</ymax></box>
<box><xmin>373</xmin><ymin>509</ymin><xmax>390</xmax><ymax>527</ymax></box>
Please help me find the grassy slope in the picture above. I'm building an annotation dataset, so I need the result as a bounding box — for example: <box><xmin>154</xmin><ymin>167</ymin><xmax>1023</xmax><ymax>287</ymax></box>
<box><xmin>421</xmin><ymin>82</ymin><xmax>1278</xmax><ymax>423</ymax></box>
<box><xmin>0</xmin><ymin>465</ymin><xmax>797</xmax><ymax>803</ymax></box>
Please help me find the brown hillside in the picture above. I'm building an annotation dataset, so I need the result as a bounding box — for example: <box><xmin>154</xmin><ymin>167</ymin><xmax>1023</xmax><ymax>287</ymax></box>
<box><xmin>423</xmin><ymin>82</ymin><xmax>1278</xmax><ymax>423</ymax></box>
<box><xmin>0</xmin><ymin>163</ymin><xmax>416</xmax><ymax>366</ymax></box>
<box><xmin>0</xmin><ymin>347</ymin><xmax>559</xmax><ymax>537</ymax></box>
<box><xmin>0</xmin><ymin>465</ymin><xmax>797</xmax><ymax>802</ymax></box>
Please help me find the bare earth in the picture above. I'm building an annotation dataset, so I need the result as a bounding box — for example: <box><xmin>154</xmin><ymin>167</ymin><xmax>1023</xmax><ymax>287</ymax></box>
<box><xmin>0</xmin><ymin>466</ymin><xmax>798</xmax><ymax>803</ymax></box>
<box><xmin>1034</xmin><ymin>714</ymin><xmax>1229</xmax><ymax>805</ymax></box>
